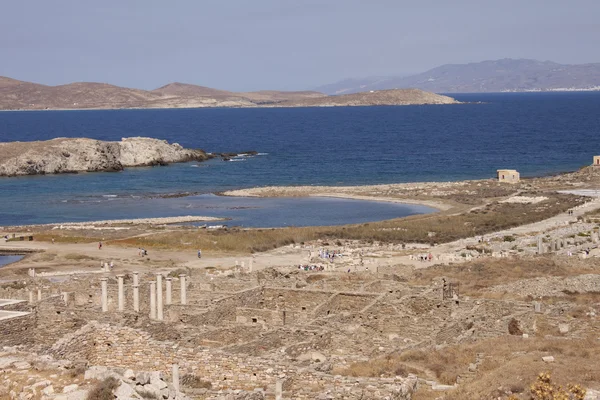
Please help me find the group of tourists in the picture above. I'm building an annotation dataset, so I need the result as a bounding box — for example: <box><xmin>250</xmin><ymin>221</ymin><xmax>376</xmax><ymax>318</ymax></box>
<box><xmin>298</xmin><ymin>264</ymin><xmax>325</xmax><ymax>272</ymax></box>
<box><xmin>138</xmin><ymin>248</ymin><xmax>148</xmax><ymax>256</ymax></box>
<box><xmin>317</xmin><ymin>249</ymin><xmax>343</xmax><ymax>261</ymax></box>
<box><xmin>100</xmin><ymin>261</ymin><xmax>114</xmax><ymax>271</ymax></box>
<box><xmin>416</xmin><ymin>253</ymin><xmax>433</xmax><ymax>262</ymax></box>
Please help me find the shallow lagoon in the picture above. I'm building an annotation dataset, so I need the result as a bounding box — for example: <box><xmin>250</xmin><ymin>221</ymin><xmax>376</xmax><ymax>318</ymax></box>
<box><xmin>0</xmin><ymin>255</ymin><xmax>24</xmax><ymax>267</ymax></box>
<box><xmin>0</xmin><ymin>194</ymin><xmax>435</xmax><ymax>228</ymax></box>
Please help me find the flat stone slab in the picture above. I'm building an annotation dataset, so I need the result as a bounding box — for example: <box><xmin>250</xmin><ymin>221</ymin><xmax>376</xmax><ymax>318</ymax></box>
<box><xmin>0</xmin><ymin>310</ymin><xmax>30</xmax><ymax>321</ymax></box>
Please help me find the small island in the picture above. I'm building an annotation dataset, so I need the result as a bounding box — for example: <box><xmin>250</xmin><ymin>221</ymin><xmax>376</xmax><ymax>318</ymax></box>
<box><xmin>266</xmin><ymin>89</ymin><xmax>459</xmax><ymax>107</ymax></box>
<box><xmin>0</xmin><ymin>75</ymin><xmax>459</xmax><ymax>110</ymax></box>
<box><xmin>0</xmin><ymin>137</ymin><xmax>212</xmax><ymax>177</ymax></box>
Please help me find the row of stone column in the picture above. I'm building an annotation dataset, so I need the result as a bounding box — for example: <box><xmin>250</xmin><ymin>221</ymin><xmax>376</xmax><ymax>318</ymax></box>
<box><xmin>537</xmin><ymin>236</ymin><xmax>571</xmax><ymax>254</ymax></box>
<box><xmin>28</xmin><ymin>289</ymin><xmax>69</xmax><ymax>305</ymax></box>
<box><xmin>100</xmin><ymin>273</ymin><xmax>187</xmax><ymax>320</ymax></box>
<box><xmin>28</xmin><ymin>288</ymin><xmax>42</xmax><ymax>303</ymax></box>
<box><xmin>538</xmin><ymin>231</ymin><xmax>599</xmax><ymax>255</ymax></box>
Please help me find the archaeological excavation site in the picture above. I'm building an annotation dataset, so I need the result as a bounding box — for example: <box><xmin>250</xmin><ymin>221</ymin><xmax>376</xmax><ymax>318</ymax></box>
<box><xmin>1</xmin><ymin>168</ymin><xmax>600</xmax><ymax>400</ymax></box>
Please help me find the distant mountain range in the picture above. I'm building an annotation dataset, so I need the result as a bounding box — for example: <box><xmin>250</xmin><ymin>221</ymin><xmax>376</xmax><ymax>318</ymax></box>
<box><xmin>316</xmin><ymin>59</ymin><xmax>600</xmax><ymax>94</ymax></box>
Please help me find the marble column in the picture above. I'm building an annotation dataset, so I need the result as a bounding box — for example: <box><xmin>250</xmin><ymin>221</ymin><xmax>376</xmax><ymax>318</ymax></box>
<box><xmin>133</xmin><ymin>272</ymin><xmax>140</xmax><ymax>312</ymax></box>
<box><xmin>172</xmin><ymin>364</ymin><xmax>180</xmax><ymax>393</ymax></box>
<box><xmin>37</xmin><ymin>288</ymin><xmax>42</xmax><ymax>301</ymax></box>
<box><xmin>150</xmin><ymin>282</ymin><xmax>157</xmax><ymax>319</ymax></box>
<box><xmin>156</xmin><ymin>274</ymin><xmax>164</xmax><ymax>321</ymax></box>
<box><xmin>165</xmin><ymin>277</ymin><xmax>172</xmax><ymax>305</ymax></box>
<box><xmin>101</xmin><ymin>278</ymin><xmax>108</xmax><ymax>312</ymax></box>
<box><xmin>179</xmin><ymin>274</ymin><xmax>187</xmax><ymax>305</ymax></box>
<box><xmin>117</xmin><ymin>275</ymin><xmax>125</xmax><ymax>312</ymax></box>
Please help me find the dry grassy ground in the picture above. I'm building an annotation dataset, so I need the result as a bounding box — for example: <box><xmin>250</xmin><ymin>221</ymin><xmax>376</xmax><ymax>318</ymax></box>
<box><xmin>330</xmin><ymin>255</ymin><xmax>600</xmax><ymax>399</ymax></box>
<box><xmin>408</xmin><ymin>257</ymin><xmax>600</xmax><ymax>297</ymax></box>
<box><xmin>336</xmin><ymin>334</ymin><xmax>600</xmax><ymax>400</ymax></box>
<box><xmin>26</xmin><ymin>192</ymin><xmax>584</xmax><ymax>256</ymax></box>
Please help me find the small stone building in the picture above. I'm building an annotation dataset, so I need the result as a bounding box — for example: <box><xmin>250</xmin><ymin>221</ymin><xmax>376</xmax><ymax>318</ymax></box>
<box><xmin>594</xmin><ymin>156</ymin><xmax>600</xmax><ymax>166</ymax></box>
<box><xmin>497</xmin><ymin>169</ymin><xmax>520</xmax><ymax>183</ymax></box>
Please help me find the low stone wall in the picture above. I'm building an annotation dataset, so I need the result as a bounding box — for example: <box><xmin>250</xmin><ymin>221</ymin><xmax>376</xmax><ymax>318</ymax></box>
<box><xmin>235</xmin><ymin>307</ymin><xmax>307</xmax><ymax>326</ymax></box>
<box><xmin>0</xmin><ymin>287</ymin><xmax>29</xmax><ymax>301</ymax></box>
<box><xmin>0</xmin><ymin>299</ymin><xmax>34</xmax><ymax>347</ymax></box>
<box><xmin>260</xmin><ymin>287</ymin><xmax>334</xmax><ymax>311</ymax></box>
<box><xmin>0</xmin><ymin>314</ymin><xmax>35</xmax><ymax>346</ymax></box>
<box><xmin>47</xmin><ymin>322</ymin><xmax>417</xmax><ymax>398</ymax></box>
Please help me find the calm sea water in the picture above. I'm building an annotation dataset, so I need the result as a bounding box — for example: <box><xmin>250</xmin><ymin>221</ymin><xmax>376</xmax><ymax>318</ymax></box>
<box><xmin>0</xmin><ymin>92</ymin><xmax>599</xmax><ymax>226</ymax></box>
<box><xmin>0</xmin><ymin>255</ymin><xmax>24</xmax><ymax>267</ymax></box>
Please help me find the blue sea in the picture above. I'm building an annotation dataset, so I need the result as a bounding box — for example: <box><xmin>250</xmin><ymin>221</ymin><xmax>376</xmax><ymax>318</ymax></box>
<box><xmin>0</xmin><ymin>92</ymin><xmax>599</xmax><ymax>227</ymax></box>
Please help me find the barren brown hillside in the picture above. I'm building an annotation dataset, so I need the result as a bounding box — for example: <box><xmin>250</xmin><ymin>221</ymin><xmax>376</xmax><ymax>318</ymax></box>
<box><xmin>152</xmin><ymin>82</ymin><xmax>237</xmax><ymax>99</ymax></box>
<box><xmin>0</xmin><ymin>76</ymin><xmax>458</xmax><ymax>110</ymax></box>
<box><xmin>272</xmin><ymin>88</ymin><xmax>459</xmax><ymax>107</ymax></box>
<box><xmin>0</xmin><ymin>79</ymin><xmax>163</xmax><ymax>110</ymax></box>
<box><xmin>153</xmin><ymin>82</ymin><xmax>326</xmax><ymax>103</ymax></box>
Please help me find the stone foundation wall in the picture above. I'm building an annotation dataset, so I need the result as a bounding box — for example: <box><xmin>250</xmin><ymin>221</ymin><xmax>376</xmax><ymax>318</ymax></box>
<box><xmin>0</xmin><ymin>314</ymin><xmax>35</xmax><ymax>346</ymax></box>
<box><xmin>261</xmin><ymin>287</ymin><xmax>333</xmax><ymax>311</ymax></box>
<box><xmin>184</xmin><ymin>287</ymin><xmax>262</xmax><ymax>326</ymax></box>
<box><xmin>235</xmin><ymin>307</ymin><xmax>307</xmax><ymax>326</ymax></box>
<box><xmin>0</xmin><ymin>300</ymin><xmax>31</xmax><ymax>312</ymax></box>
<box><xmin>0</xmin><ymin>287</ymin><xmax>29</xmax><ymax>300</ymax></box>
<box><xmin>314</xmin><ymin>293</ymin><xmax>379</xmax><ymax>317</ymax></box>
<box><xmin>47</xmin><ymin>322</ymin><xmax>417</xmax><ymax>398</ymax></box>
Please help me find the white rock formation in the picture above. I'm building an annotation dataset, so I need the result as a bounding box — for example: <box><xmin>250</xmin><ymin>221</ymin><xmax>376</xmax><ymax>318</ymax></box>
<box><xmin>0</xmin><ymin>137</ymin><xmax>210</xmax><ymax>177</ymax></box>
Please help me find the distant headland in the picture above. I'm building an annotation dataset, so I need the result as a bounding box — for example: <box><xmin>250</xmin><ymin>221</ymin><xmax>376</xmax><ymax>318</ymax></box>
<box><xmin>0</xmin><ymin>75</ymin><xmax>458</xmax><ymax>110</ymax></box>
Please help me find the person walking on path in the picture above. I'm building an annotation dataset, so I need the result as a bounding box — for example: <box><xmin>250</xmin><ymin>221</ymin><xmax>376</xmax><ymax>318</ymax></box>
<box><xmin>98</xmin><ymin>241</ymin><xmax>102</xmax><ymax>250</ymax></box>
<box><xmin>197</xmin><ymin>249</ymin><xmax>202</xmax><ymax>259</ymax></box>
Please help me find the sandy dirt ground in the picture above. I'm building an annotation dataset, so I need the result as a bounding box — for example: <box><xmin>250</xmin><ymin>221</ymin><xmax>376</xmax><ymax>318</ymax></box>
<box><xmin>0</xmin><ymin>238</ymin><xmax>308</xmax><ymax>277</ymax></box>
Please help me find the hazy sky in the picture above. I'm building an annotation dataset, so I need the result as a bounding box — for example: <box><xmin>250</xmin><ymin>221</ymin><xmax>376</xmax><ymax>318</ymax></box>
<box><xmin>1</xmin><ymin>0</ymin><xmax>599</xmax><ymax>91</ymax></box>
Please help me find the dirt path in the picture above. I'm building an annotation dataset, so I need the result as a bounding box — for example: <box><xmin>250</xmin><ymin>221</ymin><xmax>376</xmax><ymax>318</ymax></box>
<box><xmin>0</xmin><ymin>238</ymin><xmax>307</xmax><ymax>275</ymax></box>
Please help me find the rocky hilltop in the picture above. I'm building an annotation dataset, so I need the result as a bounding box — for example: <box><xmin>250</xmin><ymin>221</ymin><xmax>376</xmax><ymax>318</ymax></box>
<box><xmin>0</xmin><ymin>137</ymin><xmax>210</xmax><ymax>177</ymax></box>
<box><xmin>269</xmin><ymin>89</ymin><xmax>459</xmax><ymax>107</ymax></box>
<box><xmin>0</xmin><ymin>77</ymin><xmax>325</xmax><ymax>110</ymax></box>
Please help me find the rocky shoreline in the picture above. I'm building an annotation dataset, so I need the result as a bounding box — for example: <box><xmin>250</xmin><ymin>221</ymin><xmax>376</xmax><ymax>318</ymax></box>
<box><xmin>0</xmin><ymin>137</ymin><xmax>211</xmax><ymax>177</ymax></box>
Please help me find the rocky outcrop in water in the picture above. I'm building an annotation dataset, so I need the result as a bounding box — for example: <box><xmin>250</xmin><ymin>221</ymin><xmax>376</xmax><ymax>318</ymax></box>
<box><xmin>0</xmin><ymin>137</ymin><xmax>211</xmax><ymax>177</ymax></box>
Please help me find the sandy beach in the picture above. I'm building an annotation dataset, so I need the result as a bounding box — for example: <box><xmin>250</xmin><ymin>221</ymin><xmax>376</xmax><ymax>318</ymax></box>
<box><xmin>222</xmin><ymin>181</ymin><xmax>481</xmax><ymax>212</ymax></box>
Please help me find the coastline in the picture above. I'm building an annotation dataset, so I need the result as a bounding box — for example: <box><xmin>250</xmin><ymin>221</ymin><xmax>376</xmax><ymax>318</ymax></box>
<box><xmin>1</xmin><ymin>215</ymin><xmax>226</xmax><ymax>230</ymax></box>
<box><xmin>220</xmin><ymin>182</ymin><xmax>474</xmax><ymax>212</ymax></box>
<box><xmin>0</xmin><ymin>102</ymin><xmax>460</xmax><ymax>112</ymax></box>
<box><xmin>306</xmin><ymin>193</ymin><xmax>451</xmax><ymax>212</ymax></box>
